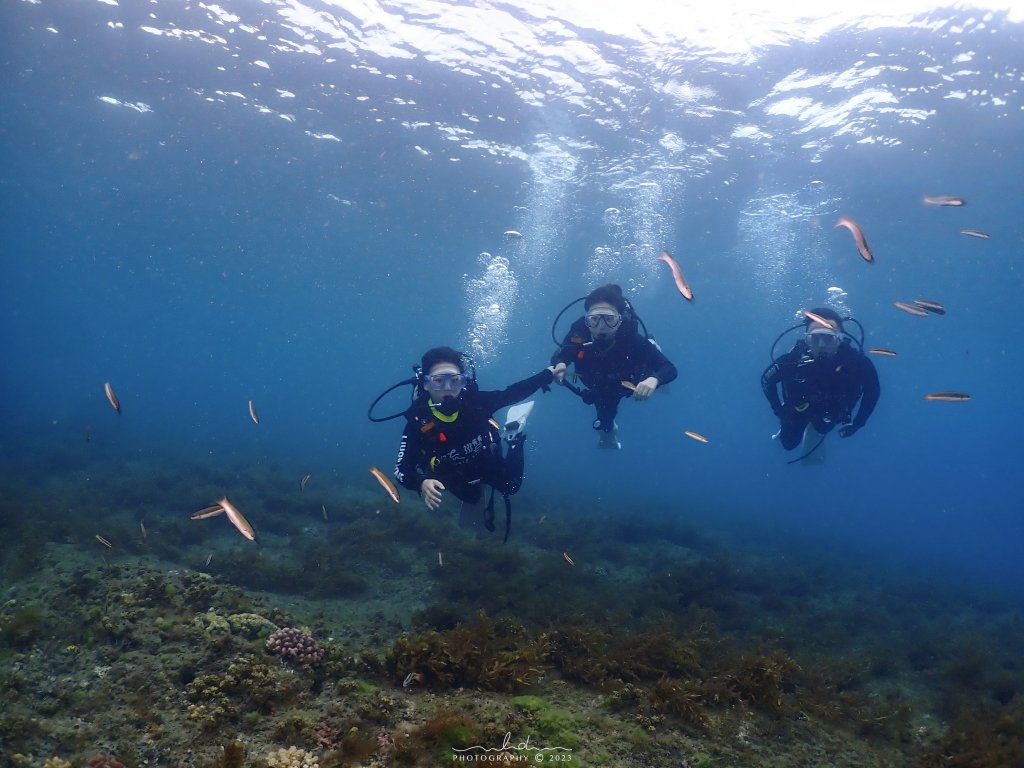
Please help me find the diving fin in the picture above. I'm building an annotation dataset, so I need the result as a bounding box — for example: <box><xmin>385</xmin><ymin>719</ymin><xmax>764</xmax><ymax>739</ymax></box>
<box><xmin>597</xmin><ymin>421</ymin><xmax>621</xmax><ymax>450</ymax></box>
<box><xmin>800</xmin><ymin>423</ymin><xmax>827</xmax><ymax>465</ymax></box>
<box><xmin>504</xmin><ymin>400</ymin><xmax>535</xmax><ymax>439</ymax></box>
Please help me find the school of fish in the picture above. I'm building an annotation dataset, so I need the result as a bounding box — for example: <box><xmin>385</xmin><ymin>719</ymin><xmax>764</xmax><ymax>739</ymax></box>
<box><xmin>91</xmin><ymin>189</ymin><xmax>986</xmax><ymax>555</ymax></box>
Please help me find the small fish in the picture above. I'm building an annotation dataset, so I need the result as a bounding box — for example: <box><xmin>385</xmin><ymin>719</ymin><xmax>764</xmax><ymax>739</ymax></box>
<box><xmin>248</xmin><ymin>399</ymin><xmax>260</xmax><ymax>425</ymax></box>
<box><xmin>95</xmin><ymin>534</ymin><xmax>113</xmax><ymax>548</ymax></box>
<box><xmin>191</xmin><ymin>504</ymin><xmax>225</xmax><ymax>520</ymax></box>
<box><xmin>657</xmin><ymin>250</ymin><xmax>694</xmax><ymax>301</ymax></box>
<box><xmin>104</xmin><ymin>382</ymin><xmax>121</xmax><ymax>414</ymax></box>
<box><xmin>912</xmin><ymin>299</ymin><xmax>946</xmax><ymax>315</ymax></box>
<box><xmin>488</xmin><ymin>418</ymin><xmax>501</xmax><ymax>430</ymax></box>
<box><xmin>959</xmin><ymin>229</ymin><xmax>990</xmax><ymax>239</ymax></box>
<box><xmin>205</xmin><ymin>553</ymin><xmax>213</xmax><ymax>567</ymax></box>
<box><xmin>300</xmin><ymin>473</ymin><xmax>311</xmax><ymax>492</ymax></box>
<box><xmin>563</xmin><ymin>551</ymin><xmax>576</xmax><ymax>566</ymax></box>
<box><xmin>620</xmin><ymin>380</ymin><xmax>637</xmax><ymax>392</ymax></box>
<box><xmin>321</xmin><ymin>504</ymin><xmax>328</xmax><ymax>521</ymax></box>
<box><xmin>893</xmin><ymin>301</ymin><xmax>929</xmax><ymax>317</ymax></box>
<box><xmin>923</xmin><ymin>195</ymin><xmax>965</xmax><ymax>207</ymax></box>
<box><xmin>403</xmin><ymin>671</ymin><xmax>424</xmax><ymax>687</ymax></box>
<box><xmin>503</xmin><ymin>230</ymin><xmax>522</xmax><ymax>239</ymax></box>
<box><xmin>924</xmin><ymin>391</ymin><xmax>971</xmax><ymax>402</ymax></box>
<box><xmin>537</xmin><ymin>515</ymin><xmax>547</xmax><ymax>525</ymax></box>
<box><xmin>801</xmin><ymin>310</ymin><xmax>837</xmax><ymax>331</ymax></box>
<box><xmin>868</xmin><ymin>348</ymin><xmax>898</xmax><ymax>357</ymax></box>
<box><xmin>219</xmin><ymin>496</ymin><xmax>257</xmax><ymax>542</ymax></box>
<box><xmin>84</xmin><ymin>425</ymin><xmax>92</xmax><ymax>443</ymax></box>
<box><xmin>370</xmin><ymin>466</ymin><xmax>401</xmax><ymax>504</ymax></box>
<box><xmin>834</xmin><ymin>216</ymin><xmax>874</xmax><ymax>262</ymax></box>
<box><xmin>437</xmin><ymin>551</ymin><xmax>444</xmax><ymax>567</ymax></box>
<box><xmin>139</xmin><ymin>520</ymin><xmax>147</xmax><ymax>540</ymax></box>
<box><xmin>684</xmin><ymin>431</ymin><xmax>709</xmax><ymax>444</ymax></box>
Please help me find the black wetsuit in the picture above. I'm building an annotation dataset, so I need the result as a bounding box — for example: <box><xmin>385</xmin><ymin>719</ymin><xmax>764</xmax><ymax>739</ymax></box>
<box><xmin>761</xmin><ymin>340</ymin><xmax>880</xmax><ymax>450</ymax></box>
<box><xmin>551</xmin><ymin>319</ymin><xmax>678</xmax><ymax>432</ymax></box>
<box><xmin>394</xmin><ymin>369</ymin><xmax>553</xmax><ymax>503</ymax></box>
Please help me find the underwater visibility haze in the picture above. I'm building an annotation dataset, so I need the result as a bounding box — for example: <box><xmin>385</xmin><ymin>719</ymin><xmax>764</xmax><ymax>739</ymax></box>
<box><xmin>2</xmin><ymin>1</ymin><xmax>1024</xmax><ymax>766</ymax></box>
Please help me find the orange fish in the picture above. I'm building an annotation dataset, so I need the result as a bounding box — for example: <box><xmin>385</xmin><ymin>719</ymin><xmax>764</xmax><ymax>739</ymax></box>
<box><xmin>370</xmin><ymin>466</ymin><xmax>400</xmax><ymax>504</ymax></box>
<box><xmin>959</xmin><ymin>229</ymin><xmax>989</xmax><ymax>239</ymax></box>
<box><xmin>620</xmin><ymin>380</ymin><xmax>637</xmax><ymax>391</ymax></box>
<box><xmin>834</xmin><ymin>216</ymin><xmax>874</xmax><ymax>262</ymax></box>
<box><xmin>191</xmin><ymin>504</ymin><xmax>225</xmax><ymax>520</ymax></box>
<box><xmin>104</xmin><ymin>382</ymin><xmax>121</xmax><ymax>414</ymax></box>
<box><xmin>923</xmin><ymin>195</ymin><xmax>965</xmax><ymax>207</ymax></box>
<box><xmin>657</xmin><ymin>250</ymin><xmax>694</xmax><ymax>301</ymax></box>
<box><xmin>684</xmin><ymin>431</ymin><xmax>709</xmax><ymax>444</ymax></box>
<box><xmin>248</xmin><ymin>399</ymin><xmax>260</xmax><ymax>425</ymax></box>
<box><xmin>924</xmin><ymin>392</ymin><xmax>971</xmax><ymax>402</ymax></box>
<box><xmin>801</xmin><ymin>310</ymin><xmax>837</xmax><ymax>331</ymax></box>
<box><xmin>218</xmin><ymin>496</ymin><xmax>257</xmax><ymax>542</ymax></box>
<box><xmin>893</xmin><ymin>301</ymin><xmax>929</xmax><ymax>317</ymax></box>
<box><xmin>868</xmin><ymin>348</ymin><xmax>897</xmax><ymax>357</ymax></box>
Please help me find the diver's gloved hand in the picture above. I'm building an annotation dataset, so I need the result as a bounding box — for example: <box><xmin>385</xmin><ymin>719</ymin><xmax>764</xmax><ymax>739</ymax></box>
<box><xmin>632</xmin><ymin>376</ymin><xmax>659</xmax><ymax>400</ymax></box>
<box><xmin>420</xmin><ymin>478</ymin><xmax>446</xmax><ymax>510</ymax></box>
<box><xmin>550</xmin><ymin>362</ymin><xmax>567</xmax><ymax>383</ymax></box>
<box><xmin>839</xmin><ymin>424</ymin><xmax>860</xmax><ymax>438</ymax></box>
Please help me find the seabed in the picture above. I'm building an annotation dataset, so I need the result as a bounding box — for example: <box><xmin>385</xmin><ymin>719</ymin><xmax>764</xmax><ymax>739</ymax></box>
<box><xmin>1</xmin><ymin>449</ymin><xmax>1022</xmax><ymax>768</ymax></box>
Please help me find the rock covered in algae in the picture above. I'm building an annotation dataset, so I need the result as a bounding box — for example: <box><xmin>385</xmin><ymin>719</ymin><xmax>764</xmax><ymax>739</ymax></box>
<box><xmin>227</xmin><ymin>612</ymin><xmax>277</xmax><ymax>639</ymax></box>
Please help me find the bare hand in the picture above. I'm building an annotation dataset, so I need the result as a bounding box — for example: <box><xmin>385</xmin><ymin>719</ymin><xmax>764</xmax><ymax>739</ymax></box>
<box><xmin>632</xmin><ymin>376</ymin><xmax>659</xmax><ymax>400</ymax></box>
<box><xmin>550</xmin><ymin>363</ymin><xmax>567</xmax><ymax>383</ymax></box>
<box><xmin>420</xmin><ymin>479</ymin><xmax>445</xmax><ymax>510</ymax></box>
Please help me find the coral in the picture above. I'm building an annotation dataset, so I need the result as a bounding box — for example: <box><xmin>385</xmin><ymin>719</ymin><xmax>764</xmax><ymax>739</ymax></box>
<box><xmin>42</xmin><ymin>759</ymin><xmax>72</xmax><ymax>768</ymax></box>
<box><xmin>265</xmin><ymin>746</ymin><xmax>319</xmax><ymax>768</ymax></box>
<box><xmin>194</xmin><ymin>610</ymin><xmax>232</xmax><ymax>644</ymax></box>
<box><xmin>266</xmin><ymin>627</ymin><xmax>326</xmax><ymax>664</ymax></box>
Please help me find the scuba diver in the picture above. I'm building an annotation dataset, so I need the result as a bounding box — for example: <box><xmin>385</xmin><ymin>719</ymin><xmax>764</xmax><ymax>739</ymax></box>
<box><xmin>761</xmin><ymin>307</ymin><xmax>880</xmax><ymax>458</ymax></box>
<box><xmin>550</xmin><ymin>284</ymin><xmax>677</xmax><ymax>449</ymax></box>
<box><xmin>370</xmin><ymin>346</ymin><xmax>555</xmax><ymax>541</ymax></box>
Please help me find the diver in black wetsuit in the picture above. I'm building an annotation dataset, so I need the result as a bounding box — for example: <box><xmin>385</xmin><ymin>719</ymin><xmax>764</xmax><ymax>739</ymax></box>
<box><xmin>393</xmin><ymin>346</ymin><xmax>555</xmax><ymax>540</ymax></box>
<box><xmin>550</xmin><ymin>284</ymin><xmax>677</xmax><ymax>449</ymax></box>
<box><xmin>761</xmin><ymin>307</ymin><xmax>880</xmax><ymax>452</ymax></box>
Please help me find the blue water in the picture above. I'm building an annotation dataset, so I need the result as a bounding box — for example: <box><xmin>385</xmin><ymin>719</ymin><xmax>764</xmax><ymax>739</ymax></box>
<box><xmin>2</xmin><ymin>1</ymin><xmax>1023</xmax><ymax>592</ymax></box>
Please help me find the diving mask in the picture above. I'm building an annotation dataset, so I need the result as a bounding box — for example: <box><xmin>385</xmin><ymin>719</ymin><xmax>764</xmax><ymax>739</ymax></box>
<box><xmin>806</xmin><ymin>328</ymin><xmax>841</xmax><ymax>354</ymax></box>
<box><xmin>425</xmin><ymin>372</ymin><xmax>468</xmax><ymax>392</ymax></box>
<box><xmin>584</xmin><ymin>312</ymin><xmax>622</xmax><ymax>329</ymax></box>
